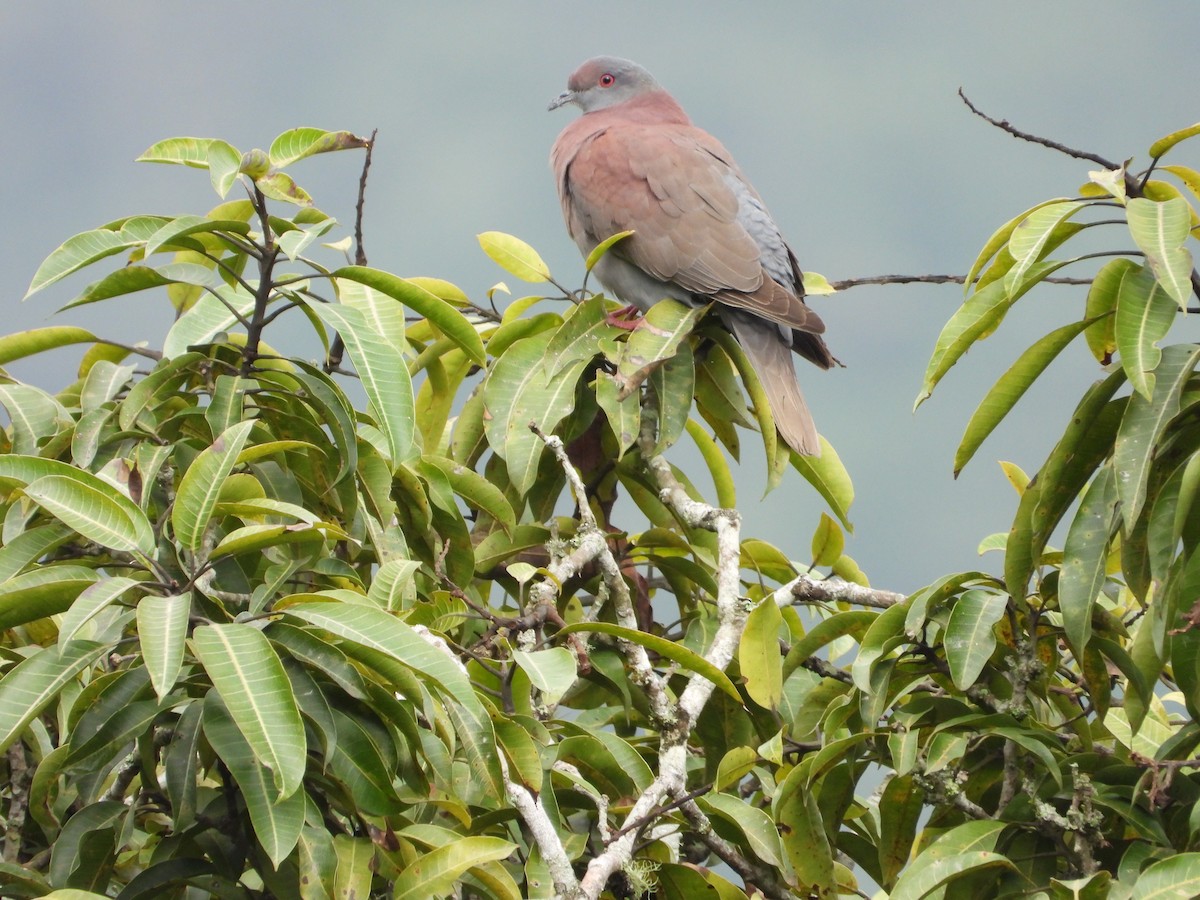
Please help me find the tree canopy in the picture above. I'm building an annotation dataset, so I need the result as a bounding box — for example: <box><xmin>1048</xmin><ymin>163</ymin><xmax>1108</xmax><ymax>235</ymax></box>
<box><xmin>4</xmin><ymin>116</ymin><xmax>1200</xmax><ymax>899</ymax></box>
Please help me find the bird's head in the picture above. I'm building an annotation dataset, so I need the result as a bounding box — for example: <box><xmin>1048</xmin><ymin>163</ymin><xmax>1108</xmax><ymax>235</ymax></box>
<box><xmin>548</xmin><ymin>56</ymin><xmax>661</xmax><ymax>113</ymax></box>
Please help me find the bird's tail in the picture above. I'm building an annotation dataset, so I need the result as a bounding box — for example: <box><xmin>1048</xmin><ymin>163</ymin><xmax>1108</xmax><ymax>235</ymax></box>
<box><xmin>722</xmin><ymin>311</ymin><xmax>821</xmax><ymax>457</ymax></box>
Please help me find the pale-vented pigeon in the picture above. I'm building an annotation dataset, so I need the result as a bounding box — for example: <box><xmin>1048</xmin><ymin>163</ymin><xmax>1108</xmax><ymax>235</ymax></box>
<box><xmin>549</xmin><ymin>56</ymin><xmax>836</xmax><ymax>456</ymax></box>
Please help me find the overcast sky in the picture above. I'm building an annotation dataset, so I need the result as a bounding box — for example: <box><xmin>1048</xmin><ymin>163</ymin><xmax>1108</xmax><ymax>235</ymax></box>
<box><xmin>4</xmin><ymin>3</ymin><xmax>1200</xmax><ymax>592</ymax></box>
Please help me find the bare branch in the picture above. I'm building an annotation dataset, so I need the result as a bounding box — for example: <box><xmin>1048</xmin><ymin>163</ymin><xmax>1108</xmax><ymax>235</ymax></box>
<box><xmin>830</xmin><ymin>273</ymin><xmax>1093</xmax><ymax>291</ymax></box>
<box><xmin>958</xmin><ymin>88</ymin><xmax>1120</xmax><ymax>170</ymax></box>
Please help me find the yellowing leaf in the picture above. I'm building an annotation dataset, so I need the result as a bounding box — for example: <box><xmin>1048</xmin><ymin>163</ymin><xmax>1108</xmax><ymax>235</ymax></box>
<box><xmin>477</xmin><ymin>231</ymin><xmax>551</xmax><ymax>283</ymax></box>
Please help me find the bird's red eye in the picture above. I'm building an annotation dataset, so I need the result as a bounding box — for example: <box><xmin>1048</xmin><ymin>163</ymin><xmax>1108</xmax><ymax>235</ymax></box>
<box><xmin>599</xmin><ymin>73</ymin><xmax>615</xmax><ymax>87</ymax></box>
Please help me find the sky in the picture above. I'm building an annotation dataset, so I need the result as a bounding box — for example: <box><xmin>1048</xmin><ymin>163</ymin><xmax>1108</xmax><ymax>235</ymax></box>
<box><xmin>4</xmin><ymin>2</ymin><xmax>1200</xmax><ymax>593</ymax></box>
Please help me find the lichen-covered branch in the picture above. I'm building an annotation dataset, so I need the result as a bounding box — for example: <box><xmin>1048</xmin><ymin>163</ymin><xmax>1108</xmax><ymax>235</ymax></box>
<box><xmin>775</xmin><ymin>571</ymin><xmax>906</xmax><ymax>609</ymax></box>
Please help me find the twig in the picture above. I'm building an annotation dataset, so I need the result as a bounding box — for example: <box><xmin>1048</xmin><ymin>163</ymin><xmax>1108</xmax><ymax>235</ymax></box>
<box><xmin>328</xmin><ymin>131</ymin><xmax>377</xmax><ymax>372</ymax></box>
<box><xmin>958</xmin><ymin>88</ymin><xmax>1119</xmax><ymax>170</ymax></box>
<box><xmin>829</xmin><ymin>273</ymin><xmax>1093</xmax><ymax>291</ymax></box>
<box><xmin>3</xmin><ymin>745</ymin><xmax>30</xmax><ymax>863</ymax></box>
<box><xmin>958</xmin><ymin>88</ymin><xmax>1200</xmax><ymax>303</ymax></box>
<box><xmin>354</xmin><ymin>129</ymin><xmax>377</xmax><ymax>268</ymax></box>
<box><xmin>242</xmin><ymin>184</ymin><xmax>279</xmax><ymax>376</ymax></box>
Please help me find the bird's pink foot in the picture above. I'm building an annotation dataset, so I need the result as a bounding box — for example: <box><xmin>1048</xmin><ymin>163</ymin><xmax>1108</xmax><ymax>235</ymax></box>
<box><xmin>606</xmin><ymin>304</ymin><xmax>643</xmax><ymax>330</ymax></box>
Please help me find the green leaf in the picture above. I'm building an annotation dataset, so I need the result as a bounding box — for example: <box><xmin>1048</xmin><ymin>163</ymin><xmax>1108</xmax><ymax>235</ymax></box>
<box><xmin>201</xmin><ymin>693</ymin><xmax>305</xmax><ymax>866</ymax></box>
<box><xmin>172</xmin><ymin>420</ymin><xmax>257</xmax><ymax>556</ymax></box>
<box><xmin>618</xmin><ymin>298</ymin><xmax>705</xmax><ymax>390</ymax></box>
<box><xmin>1127</xmin><ymin>197</ymin><xmax>1194</xmax><ymax>309</ymax></box>
<box><xmin>650</xmin><ymin>339</ymin><xmax>696</xmax><ymax>453</ymax></box>
<box><xmin>25</xmin><ymin>228</ymin><xmax>140</xmax><ymax>298</ymax></box>
<box><xmin>1114</xmin><ymin>343</ymin><xmax>1200</xmax><ymax>528</ymax></box>
<box><xmin>1084</xmin><ymin>258</ymin><xmax>1137</xmax><ymax>363</ymax></box>
<box><xmin>585</xmin><ymin>229</ymin><xmax>635</xmax><ymax>271</ymax></box>
<box><xmin>332</xmin><ymin>834</ymin><xmax>375</xmax><ymax>899</ymax></box>
<box><xmin>1115</xmin><ymin>265</ymin><xmax>1176</xmax><ymax>400</ymax></box>
<box><xmin>954</xmin><ymin>318</ymin><xmax>1094</xmax><ymax>476</ymax></box>
<box><xmin>944</xmin><ymin>589</ymin><xmax>1006</xmax><ymax>689</ymax></box>
<box><xmin>392</xmin><ymin>837</ymin><xmax>517</xmax><ymax>900</ymax></box>
<box><xmin>543</xmin><ymin>296</ymin><xmax>609</xmax><ymax>376</ymax></box>
<box><xmin>774</xmin><ymin>763</ymin><xmax>835</xmax><ymax>892</ymax></box>
<box><xmin>118</xmin><ymin>351</ymin><xmax>205</xmax><ymax>430</ymax></box>
<box><xmin>0</xmin><ymin>384</ymin><xmax>69</xmax><ymax>454</ymax></box>
<box><xmin>738</xmin><ymin>598</ymin><xmax>783</xmax><ymax>709</ymax></box>
<box><xmin>699</xmin><ymin>792</ymin><xmax>786</xmax><ymax>869</ymax></box>
<box><xmin>851</xmin><ymin>601</ymin><xmax>909</xmax><ymax>692</ymax></box>
<box><xmin>596</xmin><ymin>371</ymin><xmax>641</xmax><ymax>455</ymax></box>
<box><xmin>878</xmin><ymin>773</ymin><xmax>925</xmax><ymax>889</ymax></box>
<box><xmin>24</xmin><ymin>474</ymin><xmax>155</xmax><ymax>555</ymax></box>
<box><xmin>331</xmin><ymin>266</ymin><xmax>485</xmax><ymax>366</ymax></box>
<box><xmin>192</xmin><ymin>623</ymin><xmax>307</xmax><ymax>800</ymax></box>
<box><xmin>915</xmin><ymin>262</ymin><xmax>1067</xmax><ymax>409</ymax></box>
<box><xmin>162</xmin><ymin>285</ymin><xmax>256</xmax><ymax>358</ymax></box>
<box><xmin>0</xmin><ymin>641</ymin><xmax>106</xmax><ymax>753</ymax></box>
<box><xmin>268</xmin><ymin>127</ymin><xmax>368</xmax><ymax>167</ymax></box>
<box><xmin>423</xmin><ymin>455</ymin><xmax>516</xmax><ymax>535</ymax></box>
<box><xmin>963</xmin><ymin>198</ymin><xmax>1067</xmax><ymax>296</ymax></box>
<box><xmin>686</xmin><ymin>418</ymin><xmax>737</xmax><ymax>509</ymax></box>
<box><xmin>326</xmin><ymin>707</ymin><xmax>404</xmax><ymax>815</ymax></box>
<box><xmin>557</xmin><ymin>621</ymin><xmax>741</xmax><ymax>701</ymax></box>
<box><xmin>0</xmin><ymin>326</ymin><xmax>99</xmax><ymax>366</ymax></box>
<box><xmin>1151</xmin><ymin>123</ymin><xmax>1200</xmax><ymax>158</ymax></box>
<box><xmin>143</xmin><ymin>214</ymin><xmax>253</xmax><ymax>258</ymax></box>
<box><xmin>483</xmin><ymin>330</ymin><xmax>589</xmax><ymax>495</ymax></box>
<box><xmin>58</xmin><ymin>576</ymin><xmax>141</xmax><ymax>646</ymax></box>
<box><xmin>256</xmin><ymin>171</ymin><xmax>312</xmax><ymax>206</ymax></box>
<box><xmin>1130</xmin><ymin>852</ymin><xmax>1200</xmax><ymax>899</ymax></box>
<box><xmin>810</xmin><ymin>513</ymin><xmax>845</xmax><ymax>567</ymax></box>
<box><xmin>512</xmin><ymin>648</ymin><xmax>577</xmax><ymax>706</ymax></box>
<box><xmin>1060</xmin><ymin>466</ymin><xmax>1118</xmax><ymax>660</ymax></box>
<box><xmin>137</xmin><ymin>136</ymin><xmax>217</xmax><ymax>168</ymax></box>
<box><xmin>1004</xmin><ymin>200</ymin><xmax>1086</xmax><ymax>296</ymax></box>
<box><xmin>283</xmin><ymin>602</ymin><xmax>502</xmax><ymax>796</ymax></box>
<box><xmin>0</xmin><ymin>566</ymin><xmax>102</xmax><ymax>632</ymax></box>
<box><xmin>308</xmin><ymin>301</ymin><xmax>416</xmax><ymax>466</ymax></box>
<box><xmin>888</xmin><ymin>820</ymin><xmax>1010</xmax><ymax>900</ymax></box>
<box><xmin>207</xmin><ymin>139</ymin><xmax>242</xmax><ymax>197</ymax></box>
<box><xmin>137</xmin><ymin>594</ymin><xmax>191</xmax><ymax>700</ymax></box>
<box><xmin>477</xmin><ymin>231</ymin><xmax>551</xmax><ymax>282</ymax></box>
<box><xmin>790</xmin><ymin>436</ymin><xmax>855</xmax><ymax>531</ymax></box>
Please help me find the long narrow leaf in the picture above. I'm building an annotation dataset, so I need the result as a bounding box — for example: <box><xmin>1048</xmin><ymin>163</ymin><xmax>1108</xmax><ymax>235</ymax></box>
<box><xmin>283</xmin><ymin>602</ymin><xmax>501</xmax><ymax>795</ymax></box>
<box><xmin>307</xmin><ymin>302</ymin><xmax>415</xmax><ymax>467</ymax></box>
<box><xmin>331</xmin><ymin>266</ymin><xmax>485</xmax><ymax>365</ymax></box>
<box><xmin>1113</xmin><ymin>343</ymin><xmax>1200</xmax><ymax>529</ymax></box>
<box><xmin>558</xmin><ymin>621</ymin><xmax>741</xmax><ymax>700</ymax></box>
<box><xmin>192</xmin><ymin>623</ymin><xmax>307</xmax><ymax>800</ymax></box>
<box><xmin>138</xmin><ymin>594</ymin><xmax>192</xmax><ymax>700</ymax></box>
<box><xmin>24</xmin><ymin>475</ymin><xmax>155</xmax><ymax>555</ymax></box>
<box><xmin>1127</xmin><ymin>197</ymin><xmax>1194</xmax><ymax>308</ymax></box>
<box><xmin>0</xmin><ymin>641</ymin><xmax>106</xmax><ymax>753</ymax></box>
<box><xmin>172</xmin><ymin>420</ymin><xmax>256</xmax><ymax>555</ymax></box>
<box><xmin>201</xmin><ymin>693</ymin><xmax>305</xmax><ymax>866</ymax></box>
<box><xmin>954</xmin><ymin>318</ymin><xmax>1094</xmax><ymax>475</ymax></box>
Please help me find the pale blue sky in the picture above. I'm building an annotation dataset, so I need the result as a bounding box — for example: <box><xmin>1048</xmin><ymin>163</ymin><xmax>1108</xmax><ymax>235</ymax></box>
<box><xmin>4</xmin><ymin>3</ymin><xmax>1200</xmax><ymax>591</ymax></box>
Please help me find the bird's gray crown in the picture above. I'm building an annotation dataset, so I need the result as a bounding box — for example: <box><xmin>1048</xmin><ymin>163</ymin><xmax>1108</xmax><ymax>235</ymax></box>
<box><xmin>548</xmin><ymin>56</ymin><xmax>662</xmax><ymax>113</ymax></box>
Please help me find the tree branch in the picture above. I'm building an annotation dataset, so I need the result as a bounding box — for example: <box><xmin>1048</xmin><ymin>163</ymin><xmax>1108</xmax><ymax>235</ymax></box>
<box><xmin>958</xmin><ymin>88</ymin><xmax>1120</xmax><ymax>170</ymax></box>
<box><xmin>777</xmin><ymin>572</ymin><xmax>905</xmax><ymax>609</ymax></box>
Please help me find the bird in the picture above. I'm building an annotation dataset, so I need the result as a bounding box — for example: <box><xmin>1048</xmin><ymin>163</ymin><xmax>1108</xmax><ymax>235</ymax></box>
<box><xmin>549</xmin><ymin>56</ymin><xmax>836</xmax><ymax>457</ymax></box>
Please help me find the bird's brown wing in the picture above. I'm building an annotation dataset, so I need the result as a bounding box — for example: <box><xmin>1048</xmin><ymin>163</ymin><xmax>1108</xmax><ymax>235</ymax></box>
<box><xmin>563</xmin><ymin>122</ymin><xmax>822</xmax><ymax>335</ymax></box>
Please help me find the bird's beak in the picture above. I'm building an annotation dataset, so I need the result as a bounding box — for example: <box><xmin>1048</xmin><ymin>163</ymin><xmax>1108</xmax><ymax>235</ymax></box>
<box><xmin>548</xmin><ymin>90</ymin><xmax>577</xmax><ymax>112</ymax></box>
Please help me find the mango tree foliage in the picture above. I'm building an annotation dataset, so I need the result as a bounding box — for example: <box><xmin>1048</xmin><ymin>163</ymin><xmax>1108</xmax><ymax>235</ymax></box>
<box><xmin>4</xmin><ymin>119</ymin><xmax>1200</xmax><ymax>900</ymax></box>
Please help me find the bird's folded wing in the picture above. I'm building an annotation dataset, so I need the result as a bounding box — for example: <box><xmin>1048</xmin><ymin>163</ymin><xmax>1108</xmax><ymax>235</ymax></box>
<box><xmin>564</xmin><ymin>123</ymin><xmax>820</xmax><ymax>333</ymax></box>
